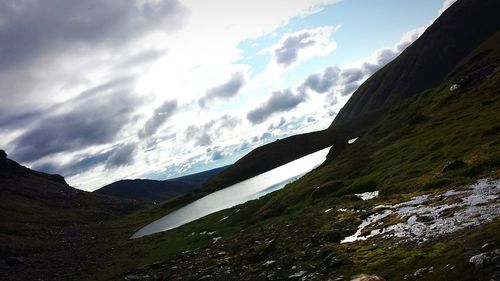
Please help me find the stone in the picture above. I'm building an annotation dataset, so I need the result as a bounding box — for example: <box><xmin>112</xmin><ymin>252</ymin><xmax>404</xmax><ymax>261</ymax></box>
<box><xmin>442</xmin><ymin>160</ymin><xmax>467</xmax><ymax>172</ymax></box>
<box><xmin>450</xmin><ymin>84</ymin><xmax>460</xmax><ymax>92</ymax></box>
<box><xmin>414</xmin><ymin>266</ymin><xmax>434</xmax><ymax>276</ymax></box>
<box><xmin>469</xmin><ymin>250</ymin><xmax>500</xmax><ymax>269</ymax></box>
<box><xmin>350</xmin><ymin>274</ymin><xmax>385</xmax><ymax>281</ymax></box>
<box><xmin>289</xmin><ymin>270</ymin><xmax>307</xmax><ymax>278</ymax></box>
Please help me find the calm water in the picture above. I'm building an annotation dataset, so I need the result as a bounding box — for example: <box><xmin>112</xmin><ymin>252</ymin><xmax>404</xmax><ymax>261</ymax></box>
<box><xmin>132</xmin><ymin>146</ymin><xmax>332</xmax><ymax>238</ymax></box>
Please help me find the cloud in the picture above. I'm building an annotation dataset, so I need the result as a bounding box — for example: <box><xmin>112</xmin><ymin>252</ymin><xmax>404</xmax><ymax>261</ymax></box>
<box><xmin>33</xmin><ymin>142</ymin><xmax>138</xmax><ymax>176</ymax></box>
<box><xmin>210</xmin><ymin>149</ymin><xmax>224</xmax><ymax>161</ymax></box>
<box><xmin>185</xmin><ymin>115</ymin><xmax>241</xmax><ymax>147</ymax></box>
<box><xmin>0</xmin><ymin>0</ymin><xmax>185</xmax><ymax>74</ymax></box>
<box><xmin>271</xmin><ymin>26</ymin><xmax>338</xmax><ymax>68</ymax></box>
<box><xmin>105</xmin><ymin>142</ymin><xmax>138</xmax><ymax>169</ymax></box>
<box><xmin>268</xmin><ymin>117</ymin><xmax>287</xmax><ymax>131</ymax></box>
<box><xmin>0</xmin><ymin>0</ymin><xmax>187</xmax><ymax>134</ymax></box>
<box><xmin>138</xmin><ymin>100</ymin><xmax>178</xmax><ymax>138</ymax></box>
<box><xmin>301</xmin><ymin>66</ymin><xmax>341</xmax><ymax>94</ymax></box>
<box><xmin>260</xmin><ymin>132</ymin><xmax>272</xmax><ymax>141</ymax></box>
<box><xmin>247</xmin><ymin>89</ymin><xmax>307</xmax><ymax>124</ymax></box>
<box><xmin>198</xmin><ymin>72</ymin><xmax>246</xmax><ymax>108</ymax></box>
<box><xmin>9</xmin><ymin>80</ymin><xmax>139</xmax><ymax>163</ymax></box>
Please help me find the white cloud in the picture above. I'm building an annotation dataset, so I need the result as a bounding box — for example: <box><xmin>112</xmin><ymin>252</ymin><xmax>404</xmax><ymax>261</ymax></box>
<box><xmin>270</xmin><ymin>26</ymin><xmax>339</xmax><ymax>68</ymax></box>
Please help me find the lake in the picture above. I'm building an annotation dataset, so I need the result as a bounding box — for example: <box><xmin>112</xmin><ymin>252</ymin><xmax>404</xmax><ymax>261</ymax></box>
<box><xmin>131</xmin><ymin>146</ymin><xmax>332</xmax><ymax>238</ymax></box>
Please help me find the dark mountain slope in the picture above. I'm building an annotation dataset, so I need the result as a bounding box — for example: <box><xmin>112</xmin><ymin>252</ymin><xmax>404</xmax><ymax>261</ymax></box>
<box><xmin>201</xmin><ymin>0</ymin><xmax>500</xmax><ymax>192</ymax></box>
<box><xmin>332</xmin><ymin>0</ymin><xmax>500</xmax><ymax>124</ymax></box>
<box><xmin>95</xmin><ymin>166</ymin><xmax>227</xmax><ymax>202</ymax></box>
<box><xmin>0</xmin><ymin>150</ymin><xmax>142</xmax><ymax>281</ymax></box>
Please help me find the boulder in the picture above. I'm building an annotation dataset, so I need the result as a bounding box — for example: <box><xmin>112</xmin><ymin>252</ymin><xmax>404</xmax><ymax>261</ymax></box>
<box><xmin>469</xmin><ymin>249</ymin><xmax>500</xmax><ymax>269</ymax></box>
<box><xmin>442</xmin><ymin>160</ymin><xmax>467</xmax><ymax>172</ymax></box>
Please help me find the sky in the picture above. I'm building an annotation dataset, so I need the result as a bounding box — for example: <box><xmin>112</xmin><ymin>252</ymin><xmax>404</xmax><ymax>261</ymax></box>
<box><xmin>0</xmin><ymin>0</ymin><xmax>457</xmax><ymax>191</ymax></box>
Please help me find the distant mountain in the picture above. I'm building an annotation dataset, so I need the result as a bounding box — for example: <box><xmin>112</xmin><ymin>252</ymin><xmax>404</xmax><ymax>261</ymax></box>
<box><xmin>94</xmin><ymin>166</ymin><xmax>227</xmax><ymax>202</ymax></box>
<box><xmin>201</xmin><ymin>0</ymin><xmax>500</xmax><ymax>192</ymax></box>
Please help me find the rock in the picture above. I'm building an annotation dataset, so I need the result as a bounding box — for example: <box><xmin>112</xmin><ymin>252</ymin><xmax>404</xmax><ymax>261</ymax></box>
<box><xmin>469</xmin><ymin>249</ymin><xmax>500</xmax><ymax>269</ymax></box>
<box><xmin>413</xmin><ymin>266</ymin><xmax>434</xmax><ymax>276</ymax></box>
<box><xmin>124</xmin><ymin>274</ymin><xmax>150</xmax><ymax>281</ymax></box>
<box><xmin>442</xmin><ymin>160</ymin><xmax>467</xmax><ymax>172</ymax></box>
<box><xmin>0</xmin><ymin>150</ymin><xmax>6</xmax><ymax>161</ymax></box>
<box><xmin>5</xmin><ymin>256</ymin><xmax>24</xmax><ymax>266</ymax></box>
<box><xmin>350</xmin><ymin>274</ymin><xmax>385</xmax><ymax>281</ymax></box>
<box><xmin>289</xmin><ymin>270</ymin><xmax>307</xmax><ymax>278</ymax></box>
<box><xmin>450</xmin><ymin>84</ymin><xmax>460</xmax><ymax>92</ymax></box>
<box><xmin>263</xmin><ymin>260</ymin><xmax>276</xmax><ymax>266</ymax></box>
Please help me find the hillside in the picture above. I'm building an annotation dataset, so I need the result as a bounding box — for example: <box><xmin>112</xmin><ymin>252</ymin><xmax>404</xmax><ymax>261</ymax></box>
<box><xmin>201</xmin><ymin>0</ymin><xmax>500</xmax><ymax>192</ymax></box>
<box><xmin>0</xmin><ymin>150</ymin><xmax>142</xmax><ymax>281</ymax></box>
<box><xmin>95</xmin><ymin>166</ymin><xmax>227</xmax><ymax>202</ymax></box>
<box><xmin>88</xmin><ymin>1</ymin><xmax>500</xmax><ymax>280</ymax></box>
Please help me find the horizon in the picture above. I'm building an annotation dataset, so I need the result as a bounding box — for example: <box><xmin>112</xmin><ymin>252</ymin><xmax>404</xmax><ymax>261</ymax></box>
<box><xmin>0</xmin><ymin>0</ymin><xmax>456</xmax><ymax>191</ymax></box>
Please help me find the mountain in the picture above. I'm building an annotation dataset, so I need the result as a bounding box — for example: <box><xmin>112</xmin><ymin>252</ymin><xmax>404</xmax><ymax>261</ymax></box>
<box><xmin>94</xmin><ymin>166</ymin><xmax>227</xmax><ymax>202</ymax></box>
<box><xmin>93</xmin><ymin>1</ymin><xmax>500</xmax><ymax>280</ymax></box>
<box><xmin>201</xmin><ymin>0</ymin><xmax>500</xmax><ymax>192</ymax></box>
<box><xmin>0</xmin><ymin>150</ymin><xmax>142</xmax><ymax>281</ymax></box>
<box><xmin>331</xmin><ymin>0</ymin><xmax>500</xmax><ymax>124</ymax></box>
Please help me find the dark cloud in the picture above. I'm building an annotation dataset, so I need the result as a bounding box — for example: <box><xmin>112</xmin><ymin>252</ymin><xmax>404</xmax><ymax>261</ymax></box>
<box><xmin>274</xmin><ymin>32</ymin><xmax>316</xmax><ymax>67</ymax></box>
<box><xmin>33</xmin><ymin>142</ymin><xmax>137</xmax><ymax>176</ymax></box>
<box><xmin>340</xmin><ymin>68</ymin><xmax>365</xmax><ymax>85</ymax></box>
<box><xmin>238</xmin><ymin>141</ymin><xmax>251</xmax><ymax>152</ymax></box>
<box><xmin>185</xmin><ymin>115</ymin><xmax>241</xmax><ymax>147</ymax></box>
<box><xmin>105</xmin><ymin>142</ymin><xmax>138</xmax><ymax>169</ymax></box>
<box><xmin>268</xmin><ymin>117</ymin><xmax>287</xmax><ymax>131</ymax></box>
<box><xmin>0</xmin><ymin>0</ymin><xmax>186</xmax><ymax>73</ymax></box>
<box><xmin>340</xmin><ymin>82</ymin><xmax>360</xmax><ymax>97</ymax></box>
<box><xmin>210</xmin><ymin>149</ymin><xmax>224</xmax><ymax>161</ymax></box>
<box><xmin>185</xmin><ymin>126</ymin><xmax>212</xmax><ymax>147</ymax></box>
<box><xmin>247</xmin><ymin>89</ymin><xmax>306</xmax><ymax>124</ymax></box>
<box><xmin>9</xmin><ymin>79</ymin><xmax>139</xmax><ymax>163</ymax></box>
<box><xmin>198</xmin><ymin>72</ymin><xmax>245</xmax><ymax>108</ymax></box>
<box><xmin>301</xmin><ymin>66</ymin><xmax>341</xmax><ymax>94</ymax></box>
<box><xmin>138</xmin><ymin>100</ymin><xmax>178</xmax><ymax>138</ymax></box>
<box><xmin>260</xmin><ymin>132</ymin><xmax>272</xmax><ymax>141</ymax></box>
<box><xmin>307</xmin><ymin>116</ymin><xmax>316</xmax><ymax>123</ymax></box>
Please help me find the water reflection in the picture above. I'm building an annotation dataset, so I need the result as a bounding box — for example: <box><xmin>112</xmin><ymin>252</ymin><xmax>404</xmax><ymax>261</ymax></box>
<box><xmin>132</xmin><ymin>146</ymin><xmax>331</xmax><ymax>238</ymax></box>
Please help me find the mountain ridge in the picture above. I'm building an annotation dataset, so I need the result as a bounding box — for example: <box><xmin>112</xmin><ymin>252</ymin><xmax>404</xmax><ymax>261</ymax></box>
<box><xmin>94</xmin><ymin>166</ymin><xmax>227</xmax><ymax>202</ymax></box>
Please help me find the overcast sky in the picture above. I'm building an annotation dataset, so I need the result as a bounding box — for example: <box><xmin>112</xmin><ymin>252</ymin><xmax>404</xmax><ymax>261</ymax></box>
<box><xmin>0</xmin><ymin>0</ymin><xmax>456</xmax><ymax>191</ymax></box>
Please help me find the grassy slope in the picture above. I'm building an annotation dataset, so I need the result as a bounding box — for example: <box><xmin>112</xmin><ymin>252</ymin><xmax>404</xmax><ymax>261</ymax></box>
<box><xmin>92</xmin><ymin>31</ymin><xmax>500</xmax><ymax>280</ymax></box>
<box><xmin>0</xmin><ymin>163</ymin><xmax>143</xmax><ymax>281</ymax></box>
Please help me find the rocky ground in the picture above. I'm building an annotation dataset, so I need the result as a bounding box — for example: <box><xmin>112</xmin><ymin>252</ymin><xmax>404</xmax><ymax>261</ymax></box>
<box><xmin>117</xmin><ymin>178</ymin><xmax>500</xmax><ymax>281</ymax></box>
